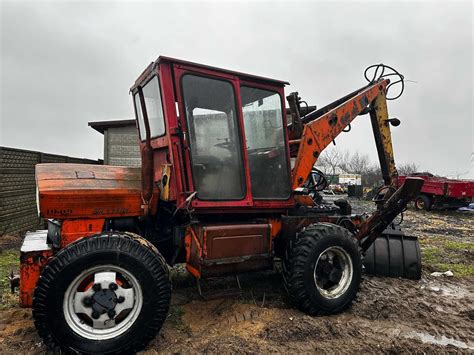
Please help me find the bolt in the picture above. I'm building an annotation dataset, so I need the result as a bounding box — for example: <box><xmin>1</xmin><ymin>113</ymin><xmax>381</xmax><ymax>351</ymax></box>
<box><xmin>108</xmin><ymin>310</ymin><xmax>116</xmax><ymax>319</ymax></box>
<box><xmin>83</xmin><ymin>296</ymin><xmax>94</xmax><ymax>307</ymax></box>
<box><xmin>92</xmin><ymin>283</ymin><xmax>101</xmax><ymax>292</ymax></box>
<box><xmin>91</xmin><ymin>310</ymin><xmax>100</xmax><ymax>319</ymax></box>
<box><xmin>117</xmin><ymin>296</ymin><xmax>125</xmax><ymax>304</ymax></box>
<box><xmin>109</xmin><ymin>283</ymin><xmax>118</xmax><ymax>291</ymax></box>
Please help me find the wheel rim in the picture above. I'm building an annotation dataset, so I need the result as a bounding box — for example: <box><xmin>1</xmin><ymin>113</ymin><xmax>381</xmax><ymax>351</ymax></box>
<box><xmin>416</xmin><ymin>199</ymin><xmax>425</xmax><ymax>209</ymax></box>
<box><xmin>313</xmin><ymin>246</ymin><xmax>353</xmax><ymax>299</ymax></box>
<box><xmin>63</xmin><ymin>265</ymin><xmax>143</xmax><ymax>340</ymax></box>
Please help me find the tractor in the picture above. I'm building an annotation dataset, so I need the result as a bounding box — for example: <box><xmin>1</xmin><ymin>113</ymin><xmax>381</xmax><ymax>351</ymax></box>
<box><xmin>18</xmin><ymin>57</ymin><xmax>423</xmax><ymax>353</ymax></box>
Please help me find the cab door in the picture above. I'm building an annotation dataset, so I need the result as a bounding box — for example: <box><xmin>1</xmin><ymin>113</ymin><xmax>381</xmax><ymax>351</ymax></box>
<box><xmin>173</xmin><ymin>65</ymin><xmax>253</xmax><ymax>209</ymax></box>
<box><xmin>239</xmin><ymin>81</ymin><xmax>293</xmax><ymax>208</ymax></box>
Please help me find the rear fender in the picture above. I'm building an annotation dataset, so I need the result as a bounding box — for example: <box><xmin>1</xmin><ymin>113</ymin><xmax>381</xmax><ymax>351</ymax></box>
<box><xmin>19</xmin><ymin>231</ymin><xmax>52</xmax><ymax>307</ymax></box>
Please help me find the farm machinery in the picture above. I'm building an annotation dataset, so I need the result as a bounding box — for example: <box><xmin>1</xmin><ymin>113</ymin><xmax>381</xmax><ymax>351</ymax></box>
<box><xmin>398</xmin><ymin>174</ymin><xmax>474</xmax><ymax>211</ymax></box>
<box><xmin>18</xmin><ymin>57</ymin><xmax>423</xmax><ymax>353</ymax></box>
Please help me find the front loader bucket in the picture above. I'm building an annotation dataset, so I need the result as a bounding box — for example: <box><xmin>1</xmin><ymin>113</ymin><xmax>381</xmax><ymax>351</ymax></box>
<box><xmin>363</xmin><ymin>229</ymin><xmax>422</xmax><ymax>280</ymax></box>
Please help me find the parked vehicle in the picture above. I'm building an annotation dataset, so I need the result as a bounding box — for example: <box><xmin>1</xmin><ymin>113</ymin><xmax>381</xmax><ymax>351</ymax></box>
<box><xmin>17</xmin><ymin>59</ymin><xmax>423</xmax><ymax>353</ymax></box>
<box><xmin>398</xmin><ymin>174</ymin><xmax>473</xmax><ymax>211</ymax></box>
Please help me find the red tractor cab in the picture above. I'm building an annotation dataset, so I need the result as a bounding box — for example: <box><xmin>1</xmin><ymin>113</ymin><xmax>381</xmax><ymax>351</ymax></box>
<box><xmin>130</xmin><ymin>57</ymin><xmax>295</xmax><ymax>213</ymax></box>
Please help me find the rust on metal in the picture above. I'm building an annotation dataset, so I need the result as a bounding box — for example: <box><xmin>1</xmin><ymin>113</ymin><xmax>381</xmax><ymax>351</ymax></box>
<box><xmin>159</xmin><ymin>164</ymin><xmax>172</xmax><ymax>201</ymax></box>
<box><xmin>185</xmin><ymin>224</ymin><xmax>273</xmax><ymax>278</ymax></box>
<box><xmin>294</xmin><ymin>194</ymin><xmax>317</xmax><ymax>206</ymax></box>
<box><xmin>292</xmin><ymin>80</ymin><xmax>390</xmax><ymax>189</ymax></box>
<box><xmin>20</xmin><ymin>250</ymin><xmax>52</xmax><ymax>307</ymax></box>
<box><xmin>36</xmin><ymin>163</ymin><xmax>147</xmax><ymax>219</ymax></box>
<box><xmin>60</xmin><ymin>219</ymin><xmax>105</xmax><ymax>247</ymax></box>
<box><xmin>369</xmin><ymin>90</ymin><xmax>398</xmax><ymax>187</ymax></box>
<box><xmin>356</xmin><ymin>177</ymin><xmax>424</xmax><ymax>251</ymax></box>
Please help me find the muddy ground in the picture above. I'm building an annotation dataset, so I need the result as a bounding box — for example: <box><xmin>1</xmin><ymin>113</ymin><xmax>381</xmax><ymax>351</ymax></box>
<box><xmin>0</xmin><ymin>200</ymin><xmax>472</xmax><ymax>353</ymax></box>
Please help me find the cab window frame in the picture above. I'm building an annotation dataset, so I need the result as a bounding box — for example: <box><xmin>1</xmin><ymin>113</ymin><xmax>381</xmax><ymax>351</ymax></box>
<box><xmin>179</xmin><ymin>72</ymin><xmax>247</xmax><ymax>201</ymax></box>
<box><xmin>133</xmin><ymin>75</ymin><xmax>166</xmax><ymax>141</ymax></box>
<box><xmin>240</xmin><ymin>85</ymin><xmax>291</xmax><ymax>200</ymax></box>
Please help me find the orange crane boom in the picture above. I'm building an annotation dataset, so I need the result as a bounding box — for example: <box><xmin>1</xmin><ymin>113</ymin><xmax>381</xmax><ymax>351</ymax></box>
<box><xmin>291</xmin><ymin>79</ymin><xmax>395</xmax><ymax>190</ymax></box>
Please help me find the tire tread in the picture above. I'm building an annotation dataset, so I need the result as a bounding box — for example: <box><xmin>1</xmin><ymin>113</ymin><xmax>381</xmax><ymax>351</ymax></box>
<box><xmin>282</xmin><ymin>223</ymin><xmax>361</xmax><ymax>315</ymax></box>
<box><xmin>32</xmin><ymin>232</ymin><xmax>171</xmax><ymax>354</ymax></box>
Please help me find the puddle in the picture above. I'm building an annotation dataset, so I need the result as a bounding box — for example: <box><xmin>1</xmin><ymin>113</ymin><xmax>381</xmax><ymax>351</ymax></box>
<box><xmin>421</xmin><ymin>282</ymin><xmax>471</xmax><ymax>298</ymax></box>
<box><xmin>407</xmin><ymin>331</ymin><xmax>474</xmax><ymax>350</ymax></box>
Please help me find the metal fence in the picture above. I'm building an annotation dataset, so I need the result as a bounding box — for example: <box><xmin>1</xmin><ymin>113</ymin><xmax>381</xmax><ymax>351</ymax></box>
<box><xmin>0</xmin><ymin>146</ymin><xmax>102</xmax><ymax>234</ymax></box>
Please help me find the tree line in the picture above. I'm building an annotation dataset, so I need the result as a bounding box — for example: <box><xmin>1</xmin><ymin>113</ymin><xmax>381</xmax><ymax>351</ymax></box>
<box><xmin>315</xmin><ymin>148</ymin><xmax>419</xmax><ymax>187</ymax></box>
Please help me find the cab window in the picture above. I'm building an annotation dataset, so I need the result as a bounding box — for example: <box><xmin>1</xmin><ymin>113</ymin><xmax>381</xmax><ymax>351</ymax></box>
<box><xmin>134</xmin><ymin>76</ymin><xmax>166</xmax><ymax>140</ymax></box>
<box><xmin>241</xmin><ymin>86</ymin><xmax>290</xmax><ymax>199</ymax></box>
<box><xmin>181</xmin><ymin>74</ymin><xmax>245</xmax><ymax>200</ymax></box>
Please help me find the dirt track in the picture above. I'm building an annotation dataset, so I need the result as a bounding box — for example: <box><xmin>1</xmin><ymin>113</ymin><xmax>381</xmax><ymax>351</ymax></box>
<box><xmin>0</xmin><ymin>203</ymin><xmax>473</xmax><ymax>353</ymax></box>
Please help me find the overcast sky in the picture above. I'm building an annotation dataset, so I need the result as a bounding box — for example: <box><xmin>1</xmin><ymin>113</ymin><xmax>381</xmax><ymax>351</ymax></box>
<box><xmin>1</xmin><ymin>0</ymin><xmax>472</xmax><ymax>178</ymax></box>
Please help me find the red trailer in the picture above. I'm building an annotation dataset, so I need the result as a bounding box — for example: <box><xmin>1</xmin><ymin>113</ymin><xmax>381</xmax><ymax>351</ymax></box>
<box><xmin>398</xmin><ymin>174</ymin><xmax>474</xmax><ymax>210</ymax></box>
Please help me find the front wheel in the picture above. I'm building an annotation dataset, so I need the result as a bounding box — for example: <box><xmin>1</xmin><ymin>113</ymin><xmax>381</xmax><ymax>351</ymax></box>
<box><xmin>33</xmin><ymin>233</ymin><xmax>171</xmax><ymax>354</ymax></box>
<box><xmin>282</xmin><ymin>223</ymin><xmax>362</xmax><ymax>315</ymax></box>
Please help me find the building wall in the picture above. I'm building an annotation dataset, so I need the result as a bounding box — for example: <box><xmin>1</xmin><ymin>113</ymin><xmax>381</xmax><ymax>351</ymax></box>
<box><xmin>105</xmin><ymin>126</ymin><xmax>142</xmax><ymax>167</ymax></box>
<box><xmin>0</xmin><ymin>146</ymin><xmax>101</xmax><ymax>234</ymax></box>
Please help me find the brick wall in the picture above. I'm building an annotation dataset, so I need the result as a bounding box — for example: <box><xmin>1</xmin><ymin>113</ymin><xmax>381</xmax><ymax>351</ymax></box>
<box><xmin>0</xmin><ymin>146</ymin><xmax>102</xmax><ymax>234</ymax></box>
<box><xmin>105</xmin><ymin>126</ymin><xmax>142</xmax><ymax>167</ymax></box>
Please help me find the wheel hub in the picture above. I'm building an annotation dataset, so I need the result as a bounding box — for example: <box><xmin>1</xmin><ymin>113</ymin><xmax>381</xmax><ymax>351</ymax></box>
<box><xmin>64</xmin><ymin>266</ymin><xmax>143</xmax><ymax>340</ymax></box>
<box><xmin>328</xmin><ymin>268</ymin><xmax>343</xmax><ymax>283</ymax></box>
<box><xmin>314</xmin><ymin>246</ymin><xmax>353</xmax><ymax>299</ymax></box>
<box><xmin>87</xmin><ymin>286</ymin><xmax>118</xmax><ymax>317</ymax></box>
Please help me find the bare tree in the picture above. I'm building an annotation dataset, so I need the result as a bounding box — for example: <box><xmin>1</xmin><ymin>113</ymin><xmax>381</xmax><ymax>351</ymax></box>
<box><xmin>317</xmin><ymin>149</ymin><xmax>419</xmax><ymax>187</ymax></box>
<box><xmin>398</xmin><ymin>163</ymin><xmax>419</xmax><ymax>175</ymax></box>
<box><xmin>340</xmin><ymin>151</ymin><xmax>370</xmax><ymax>175</ymax></box>
<box><xmin>316</xmin><ymin>148</ymin><xmax>345</xmax><ymax>176</ymax></box>
<box><xmin>363</xmin><ymin>165</ymin><xmax>383</xmax><ymax>187</ymax></box>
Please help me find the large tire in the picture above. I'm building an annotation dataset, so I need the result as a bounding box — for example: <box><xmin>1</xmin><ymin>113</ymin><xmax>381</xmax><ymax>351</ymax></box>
<box><xmin>33</xmin><ymin>232</ymin><xmax>171</xmax><ymax>354</ymax></box>
<box><xmin>282</xmin><ymin>223</ymin><xmax>362</xmax><ymax>315</ymax></box>
<box><xmin>414</xmin><ymin>195</ymin><xmax>432</xmax><ymax>211</ymax></box>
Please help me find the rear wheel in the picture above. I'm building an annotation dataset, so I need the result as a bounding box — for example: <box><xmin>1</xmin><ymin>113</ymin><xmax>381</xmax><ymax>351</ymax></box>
<box><xmin>33</xmin><ymin>233</ymin><xmax>171</xmax><ymax>354</ymax></box>
<box><xmin>414</xmin><ymin>195</ymin><xmax>431</xmax><ymax>211</ymax></box>
<box><xmin>282</xmin><ymin>223</ymin><xmax>362</xmax><ymax>315</ymax></box>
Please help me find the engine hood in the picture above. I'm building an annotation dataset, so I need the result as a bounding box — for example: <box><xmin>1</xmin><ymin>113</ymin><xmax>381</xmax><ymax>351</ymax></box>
<box><xmin>36</xmin><ymin>163</ymin><xmax>144</xmax><ymax>219</ymax></box>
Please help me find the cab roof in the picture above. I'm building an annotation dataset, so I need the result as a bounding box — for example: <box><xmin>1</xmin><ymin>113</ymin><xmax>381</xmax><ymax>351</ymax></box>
<box><xmin>131</xmin><ymin>56</ymin><xmax>289</xmax><ymax>91</ymax></box>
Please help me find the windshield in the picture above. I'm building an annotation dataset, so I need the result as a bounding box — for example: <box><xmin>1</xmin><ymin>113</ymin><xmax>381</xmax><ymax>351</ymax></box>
<box><xmin>134</xmin><ymin>76</ymin><xmax>166</xmax><ymax>140</ymax></box>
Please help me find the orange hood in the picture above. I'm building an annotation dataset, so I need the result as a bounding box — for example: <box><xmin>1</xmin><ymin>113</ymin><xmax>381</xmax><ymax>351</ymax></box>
<box><xmin>36</xmin><ymin>164</ymin><xmax>145</xmax><ymax>219</ymax></box>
